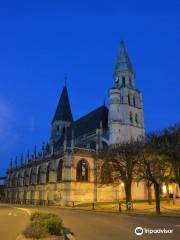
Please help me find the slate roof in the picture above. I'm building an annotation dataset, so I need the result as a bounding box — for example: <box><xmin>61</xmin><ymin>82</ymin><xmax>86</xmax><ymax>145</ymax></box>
<box><xmin>113</xmin><ymin>40</ymin><xmax>134</xmax><ymax>78</ymax></box>
<box><xmin>52</xmin><ymin>86</ymin><xmax>73</xmax><ymax>123</ymax></box>
<box><xmin>72</xmin><ymin>105</ymin><xmax>108</xmax><ymax>138</ymax></box>
<box><xmin>54</xmin><ymin>105</ymin><xmax>108</xmax><ymax>149</ymax></box>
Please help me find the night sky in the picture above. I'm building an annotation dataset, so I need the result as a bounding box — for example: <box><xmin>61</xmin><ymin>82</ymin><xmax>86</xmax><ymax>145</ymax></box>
<box><xmin>0</xmin><ymin>0</ymin><xmax>180</xmax><ymax>175</ymax></box>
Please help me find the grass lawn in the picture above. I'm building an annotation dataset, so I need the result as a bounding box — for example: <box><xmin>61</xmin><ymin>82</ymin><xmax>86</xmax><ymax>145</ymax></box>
<box><xmin>71</xmin><ymin>199</ymin><xmax>180</xmax><ymax>216</ymax></box>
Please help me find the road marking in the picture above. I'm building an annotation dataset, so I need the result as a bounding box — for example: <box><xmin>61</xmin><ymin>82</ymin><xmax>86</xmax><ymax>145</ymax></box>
<box><xmin>13</xmin><ymin>214</ymin><xmax>17</xmax><ymax>217</ymax></box>
<box><xmin>8</xmin><ymin>212</ymin><xmax>12</xmax><ymax>216</ymax></box>
<box><xmin>15</xmin><ymin>207</ymin><xmax>31</xmax><ymax>215</ymax></box>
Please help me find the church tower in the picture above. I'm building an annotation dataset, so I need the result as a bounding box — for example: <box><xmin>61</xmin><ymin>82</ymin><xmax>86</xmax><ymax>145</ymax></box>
<box><xmin>51</xmin><ymin>86</ymin><xmax>73</xmax><ymax>145</ymax></box>
<box><xmin>108</xmin><ymin>41</ymin><xmax>145</xmax><ymax>144</ymax></box>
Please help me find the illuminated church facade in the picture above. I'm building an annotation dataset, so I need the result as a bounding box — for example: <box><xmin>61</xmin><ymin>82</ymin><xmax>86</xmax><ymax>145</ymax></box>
<box><xmin>5</xmin><ymin>41</ymin><xmax>147</xmax><ymax>205</ymax></box>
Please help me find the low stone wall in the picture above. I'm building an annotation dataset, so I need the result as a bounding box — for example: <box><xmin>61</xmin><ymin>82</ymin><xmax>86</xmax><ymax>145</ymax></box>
<box><xmin>4</xmin><ymin>180</ymin><xmax>148</xmax><ymax>206</ymax></box>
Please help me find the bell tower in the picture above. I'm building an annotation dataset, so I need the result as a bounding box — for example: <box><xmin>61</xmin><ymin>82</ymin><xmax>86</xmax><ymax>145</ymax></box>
<box><xmin>109</xmin><ymin>41</ymin><xmax>145</xmax><ymax>144</ymax></box>
<box><xmin>51</xmin><ymin>85</ymin><xmax>73</xmax><ymax>145</ymax></box>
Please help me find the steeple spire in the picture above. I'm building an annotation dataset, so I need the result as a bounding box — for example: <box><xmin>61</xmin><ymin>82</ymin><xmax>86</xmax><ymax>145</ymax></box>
<box><xmin>113</xmin><ymin>40</ymin><xmax>134</xmax><ymax>82</ymax></box>
<box><xmin>52</xmin><ymin>86</ymin><xmax>73</xmax><ymax>123</ymax></box>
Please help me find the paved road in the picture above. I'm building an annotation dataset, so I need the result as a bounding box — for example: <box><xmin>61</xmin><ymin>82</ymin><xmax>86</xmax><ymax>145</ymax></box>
<box><xmin>35</xmin><ymin>207</ymin><xmax>180</xmax><ymax>240</ymax></box>
<box><xmin>0</xmin><ymin>205</ymin><xmax>179</xmax><ymax>240</ymax></box>
<box><xmin>0</xmin><ymin>205</ymin><xmax>29</xmax><ymax>240</ymax></box>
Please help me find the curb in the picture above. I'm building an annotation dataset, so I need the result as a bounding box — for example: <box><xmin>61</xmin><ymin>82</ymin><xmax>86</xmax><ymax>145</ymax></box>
<box><xmin>16</xmin><ymin>232</ymin><xmax>76</xmax><ymax>240</ymax></box>
<box><xmin>47</xmin><ymin>205</ymin><xmax>180</xmax><ymax>218</ymax></box>
<box><xmin>65</xmin><ymin>233</ymin><xmax>76</xmax><ymax>240</ymax></box>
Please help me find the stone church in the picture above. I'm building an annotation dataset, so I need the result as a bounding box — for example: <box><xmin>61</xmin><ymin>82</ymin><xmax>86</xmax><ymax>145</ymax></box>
<box><xmin>5</xmin><ymin>41</ymin><xmax>146</xmax><ymax>205</ymax></box>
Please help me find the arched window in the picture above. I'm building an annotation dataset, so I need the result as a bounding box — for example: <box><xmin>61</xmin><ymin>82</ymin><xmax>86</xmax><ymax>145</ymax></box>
<box><xmin>135</xmin><ymin>113</ymin><xmax>139</xmax><ymax>124</ymax></box>
<box><xmin>57</xmin><ymin>160</ymin><xmax>63</xmax><ymax>182</ymax></box>
<box><xmin>30</xmin><ymin>167</ymin><xmax>38</xmax><ymax>185</ymax></box>
<box><xmin>122</xmin><ymin>76</ymin><xmax>126</xmax><ymax>86</ymax></box>
<box><xmin>23</xmin><ymin>170</ymin><xmax>28</xmax><ymax>186</ymax></box>
<box><xmin>128</xmin><ymin>93</ymin><xmax>130</xmax><ymax>105</ymax></box>
<box><xmin>129</xmin><ymin>112</ymin><xmax>133</xmax><ymax>123</ymax></box>
<box><xmin>129</xmin><ymin>77</ymin><xmax>132</xmax><ymax>86</ymax></box>
<box><xmin>17</xmin><ymin>172</ymin><xmax>21</xmax><ymax>187</ymax></box>
<box><xmin>29</xmin><ymin>169</ymin><xmax>33</xmax><ymax>185</ymax></box>
<box><xmin>133</xmin><ymin>95</ymin><xmax>136</xmax><ymax>107</ymax></box>
<box><xmin>115</xmin><ymin>77</ymin><xmax>119</xmax><ymax>86</ymax></box>
<box><xmin>20</xmin><ymin>171</ymin><xmax>24</xmax><ymax>187</ymax></box>
<box><xmin>12</xmin><ymin>173</ymin><xmax>17</xmax><ymax>187</ymax></box>
<box><xmin>24</xmin><ymin>169</ymin><xmax>30</xmax><ymax>186</ymax></box>
<box><xmin>76</xmin><ymin>159</ymin><xmax>89</xmax><ymax>182</ymax></box>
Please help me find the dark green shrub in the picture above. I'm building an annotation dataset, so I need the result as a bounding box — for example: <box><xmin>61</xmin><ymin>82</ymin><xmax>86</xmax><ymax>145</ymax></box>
<box><xmin>30</xmin><ymin>212</ymin><xmax>55</xmax><ymax>221</ymax></box>
<box><xmin>44</xmin><ymin>216</ymin><xmax>63</xmax><ymax>236</ymax></box>
<box><xmin>23</xmin><ymin>223</ymin><xmax>48</xmax><ymax>239</ymax></box>
<box><xmin>30</xmin><ymin>212</ymin><xmax>44</xmax><ymax>221</ymax></box>
<box><xmin>30</xmin><ymin>212</ymin><xmax>63</xmax><ymax>236</ymax></box>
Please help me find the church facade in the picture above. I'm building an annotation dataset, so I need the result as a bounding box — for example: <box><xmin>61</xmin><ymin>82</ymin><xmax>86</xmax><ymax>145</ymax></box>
<box><xmin>4</xmin><ymin>41</ymin><xmax>147</xmax><ymax>205</ymax></box>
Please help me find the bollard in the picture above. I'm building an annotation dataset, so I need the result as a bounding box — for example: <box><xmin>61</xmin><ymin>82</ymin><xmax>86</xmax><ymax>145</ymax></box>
<box><xmin>92</xmin><ymin>202</ymin><xmax>95</xmax><ymax>210</ymax></box>
<box><xmin>72</xmin><ymin>201</ymin><xmax>75</xmax><ymax>208</ymax></box>
<box><xmin>118</xmin><ymin>201</ymin><xmax>122</xmax><ymax>212</ymax></box>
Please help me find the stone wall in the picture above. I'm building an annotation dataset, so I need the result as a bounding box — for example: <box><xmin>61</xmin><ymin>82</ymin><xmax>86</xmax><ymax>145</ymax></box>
<box><xmin>4</xmin><ymin>149</ymin><xmax>149</xmax><ymax>205</ymax></box>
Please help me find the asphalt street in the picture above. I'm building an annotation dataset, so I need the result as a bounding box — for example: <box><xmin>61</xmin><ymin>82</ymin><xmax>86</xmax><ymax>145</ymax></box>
<box><xmin>0</xmin><ymin>205</ymin><xmax>179</xmax><ymax>240</ymax></box>
<box><xmin>36</xmin><ymin>207</ymin><xmax>180</xmax><ymax>240</ymax></box>
<box><xmin>0</xmin><ymin>205</ymin><xmax>29</xmax><ymax>240</ymax></box>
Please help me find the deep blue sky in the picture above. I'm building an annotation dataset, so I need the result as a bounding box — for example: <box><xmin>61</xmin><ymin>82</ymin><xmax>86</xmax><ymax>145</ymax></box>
<box><xmin>0</xmin><ymin>0</ymin><xmax>180</xmax><ymax>175</ymax></box>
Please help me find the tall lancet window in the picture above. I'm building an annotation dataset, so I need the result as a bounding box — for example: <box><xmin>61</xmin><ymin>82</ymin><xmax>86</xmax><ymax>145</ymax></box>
<box><xmin>57</xmin><ymin>159</ymin><xmax>63</xmax><ymax>182</ymax></box>
<box><xmin>76</xmin><ymin>159</ymin><xmax>89</xmax><ymax>182</ymax></box>
<box><xmin>122</xmin><ymin>76</ymin><xmax>126</xmax><ymax>86</ymax></box>
<box><xmin>129</xmin><ymin>77</ymin><xmax>132</xmax><ymax>87</ymax></box>
<box><xmin>128</xmin><ymin>93</ymin><xmax>130</xmax><ymax>105</ymax></box>
<box><xmin>135</xmin><ymin>113</ymin><xmax>139</xmax><ymax>124</ymax></box>
<box><xmin>133</xmin><ymin>95</ymin><xmax>136</xmax><ymax>107</ymax></box>
<box><xmin>115</xmin><ymin>77</ymin><xmax>119</xmax><ymax>86</ymax></box>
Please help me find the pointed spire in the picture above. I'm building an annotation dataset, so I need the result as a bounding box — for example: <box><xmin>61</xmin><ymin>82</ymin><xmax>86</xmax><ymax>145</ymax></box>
<box><xmin>20</xmin><ymin>153</ymin><xmax>23</xmax><ymax>166</ymax></box>
<box><xmin>15</xmin><ymin>156</ymin><xmax>17</xmax><ymax>168</ymax></box>
<box><xmin>34</xmin><ymin>145</ymin><xmax>37</xmax><ymax>161</ymax></box>
<box><xmin>10</xmin><ymin>159</ymin><xmax>12</xmax><ymax>169</ymax></box>
<box><xmin>27</xmin><ymin>150</ymin><xmax>30</xmax><ymax>163</ymax></box>
<box><xmin>42</xmin><ymin>142</ymin><xmax>45</xmax><ymax>158</ymax></box>
<box><xmin>52</xmin><ymin>85</ymin><xmax>73</xmax><ymax>123</ymax></box>
<box><xmin>113</xmin><ymin>40</ymin><xmax>134</xmax><ymax>80</ymax></box>
<box><xmin>46</xmin><ymin>143</ymin><xmax>50</xmax><ymax>154</ymax></box>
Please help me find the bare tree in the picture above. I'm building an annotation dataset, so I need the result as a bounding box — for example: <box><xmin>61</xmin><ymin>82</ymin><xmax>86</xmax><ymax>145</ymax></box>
<box><xmin>161</xmin><ymin>123</ymin><xmax>180</xmax><ymax>187</ymax></box>
<box><xmin>98</xmin><ymin>140</ymin><xmax>142</xmax><ymax>210</ymax></box>
<box><xmin>155</xmin><ymin>123</ymin><xmax>180</xmax><ymax>205</ymax></box>
<box><xmin>138</xmin><ymin>133</ymin><xmax>171</xmax><ymax>214</ymax></box>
